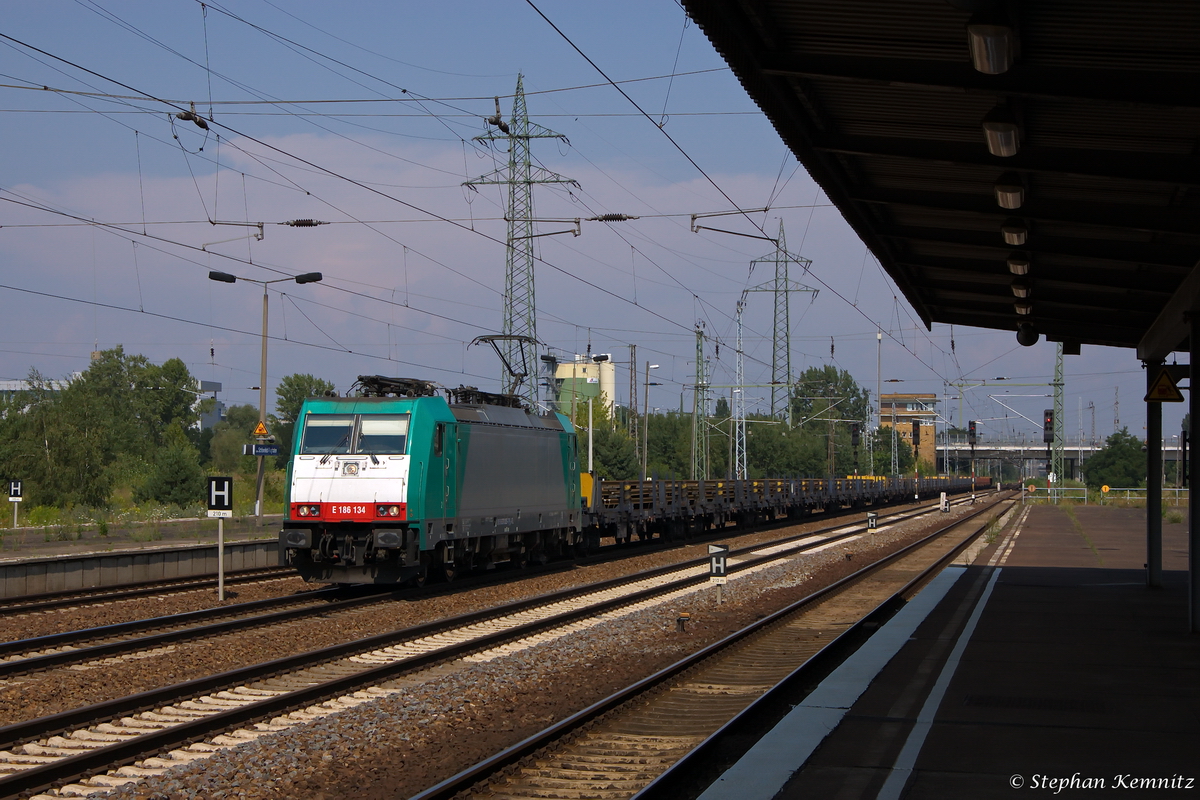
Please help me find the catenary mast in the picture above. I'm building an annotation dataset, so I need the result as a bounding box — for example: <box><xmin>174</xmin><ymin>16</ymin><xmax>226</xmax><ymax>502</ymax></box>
<box><xmin>465</xmin><ymin>75</ymin><xmax>577</xmax><ymax>405</ymax></box>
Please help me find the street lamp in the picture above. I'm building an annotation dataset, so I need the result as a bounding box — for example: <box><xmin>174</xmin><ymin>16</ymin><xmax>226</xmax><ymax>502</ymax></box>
<box><xmin>587</xmin><ymin>354</ymin><xmax>611</xmax><ymax>473</ymax></box>
<box><xmin>640</xmin><ymin>363</ymin><xmax>660</xmax><ymax>483</ymax></box>
<box><xmin>209</xmin><ymin>270</ymin><xmax>323</xmax><ymax>526</ymax></box>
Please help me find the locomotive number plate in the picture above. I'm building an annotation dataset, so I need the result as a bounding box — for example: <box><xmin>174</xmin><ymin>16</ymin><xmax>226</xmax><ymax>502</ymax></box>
<box><xmin>330</xmin><ymin>504</ymin><xmax>370</xmax><ymax>519</ymax></box>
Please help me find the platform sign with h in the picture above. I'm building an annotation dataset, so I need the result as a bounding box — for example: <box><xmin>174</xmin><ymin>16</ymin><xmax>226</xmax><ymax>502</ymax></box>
<box><xmin>207</xmin><ymin>477</ymin><xmax>234</xmax><ymax>518</ymax></box>
<box><xmin>708</xmin><ymin>543</ymin><xmax>729</xmax><ymax>603</ymax></box>
<box><xmin>206</xmin><ymin>476</ymin><xmax>233</xmax><ymax>602</ymax></box>
<box><xmin>8</xmin><ymin>479</ymin><xmax>20</xmax><ymax>528</ymax></box>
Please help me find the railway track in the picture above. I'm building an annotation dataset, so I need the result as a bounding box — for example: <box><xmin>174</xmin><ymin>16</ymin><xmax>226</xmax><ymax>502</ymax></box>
<box><xmin>410</xmin><ymin>494</ymin><xmax>1016</xmax><ymax>800</ymax></box>
<box><xmin>0</xmin><ymin>495</ymin><xmax>977</xmax><ymax>681</ymax></box>
<box><xmin>0</xmin><ymin>567</ymin><xmax>296</xmax><ymax>618</ymax></box>
<box><xmin>0</xmin><ymin>485</ymin><xmax>975</xmax><ymax>622</ymax></box>
<box><xmin>0</xmin><ymin>495</ymin><xmax>997</xmax><ymax>799</ymax></box>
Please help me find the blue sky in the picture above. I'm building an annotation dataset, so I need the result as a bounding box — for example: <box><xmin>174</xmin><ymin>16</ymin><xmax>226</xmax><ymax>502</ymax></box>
<box><xmin>0</xmin><ymin>1</ymin><xmax>1178</xmax><ymax>445</ymax></box>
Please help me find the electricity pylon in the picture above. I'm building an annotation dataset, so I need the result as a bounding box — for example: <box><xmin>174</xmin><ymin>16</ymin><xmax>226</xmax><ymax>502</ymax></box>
<box><xmin>745</xmin><ymin>221</ymin><xmax>818</xmax><ymax>424</ymax></box>
<box><xmin>465</xmin><ymin>74</ymin><xmax>578</xmax><ymax>404</ymax></box>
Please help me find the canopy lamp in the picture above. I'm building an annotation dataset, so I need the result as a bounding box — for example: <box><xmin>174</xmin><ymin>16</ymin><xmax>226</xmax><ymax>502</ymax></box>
<box><xmin>1011</xmin><ymin>278</ymin><xmax>1032</xmax><ymax>298</ymax></box>
<box><xmin>967</xmin><ymin>16</ymin><xmax>1015</xmax><ymax>74</ymax></box>
<box><xmin>1007</xmin><ymin>255</ymin><xmax>1031</xmax><ymax>275</ymax></box>
<box><xmin>994</xmin><ymin>173</ymin><xmax>1024</xmax><ymax>209</ymax></box>
<box><xmin>1016</xmin><ymin>322</ymin><xmax>1039</xmax><ymax>347</ymax></box>
<box><xmin>982</xmin><ymin>105</ymin><xmax>1020</xmax><ymax>157</ymax></box>
<box><xmin>1001</xmin><ymin>219</ymin><xmax>1028</xmax><ymax>246</ymax></box>
<box><xmin>1014</xmin><ymin>300</ymin><xmax>1033</xmax><ymax>315</ymax></box>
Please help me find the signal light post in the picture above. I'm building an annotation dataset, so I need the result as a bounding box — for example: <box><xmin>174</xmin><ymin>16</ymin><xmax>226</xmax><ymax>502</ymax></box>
<box><xmin>912</xmin><ymin>419</ymin><xmax>921</xmax><ymax>499</ymax></box>
<box><xmin>209</xmin><ymin>270</ymin><xmax>323</xmax><ymax>527</ymax></box>
<box><xmin>1044</xmin><ymin>408</ymin><xmax>1055</xmax><ymax>496</ymax></box>
<box><xmin>850</xmin><ymin>422</ymin><xmax>860</xmax><ymax>475</ymax></box>
<box><xmin>968</xmin><ymin>420</ymin><xmax>977</xmax><ymax>500</ymax></box>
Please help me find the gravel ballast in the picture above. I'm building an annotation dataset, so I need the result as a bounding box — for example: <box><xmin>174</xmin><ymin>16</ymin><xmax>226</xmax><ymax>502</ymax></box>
<box><xmin>78</xmin><ymin>499</ymin><xmax>1003</xmax><ymax>800</ymax></box>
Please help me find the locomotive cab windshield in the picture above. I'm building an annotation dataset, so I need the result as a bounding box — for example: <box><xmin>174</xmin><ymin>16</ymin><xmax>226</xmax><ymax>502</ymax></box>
<box><xmin>299</xmin><ymin>413</ymin><xmax>410</xmax><ymax>455</ymax></box>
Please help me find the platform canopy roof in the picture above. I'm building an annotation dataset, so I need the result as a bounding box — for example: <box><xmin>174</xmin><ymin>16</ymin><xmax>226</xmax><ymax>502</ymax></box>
<box><xmin>680</xmin><ymin>0</ymin><xmax>1200</xmax><ymax>352</ymax></box>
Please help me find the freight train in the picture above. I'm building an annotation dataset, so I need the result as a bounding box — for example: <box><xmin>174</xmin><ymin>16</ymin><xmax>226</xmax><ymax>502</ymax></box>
<box><xmin>279</xmin><ymin>376</ymin><xmax>979</xmax><ymax>585</ymax></box>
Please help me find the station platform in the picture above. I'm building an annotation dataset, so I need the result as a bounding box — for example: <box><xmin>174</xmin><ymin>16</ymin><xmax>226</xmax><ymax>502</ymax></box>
<box><xmin>700</xmin><ymin>504</ymin><xmax>1200</xmax><ymax>799</ymax></box>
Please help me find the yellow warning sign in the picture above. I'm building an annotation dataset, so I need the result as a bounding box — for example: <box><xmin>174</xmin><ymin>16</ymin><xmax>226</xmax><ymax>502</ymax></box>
<box><xmin>1145</xmin><ymin>368</ymin><xmax>1184</xmax><ymax>403</ymax></box>
<box><xmin>1102</xmin><ymin>485</ymin><xmax>1110</xmax><ymax>493</ymax></box>
<box><xmin>252</xmin><ymin>421</ymin><xmax>270</xmax><ymax>437</ymax></box>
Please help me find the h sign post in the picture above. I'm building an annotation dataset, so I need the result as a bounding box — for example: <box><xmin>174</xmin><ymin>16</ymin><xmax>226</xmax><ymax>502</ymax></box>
<box><xmin>708</xmin><ymin>543</ymin><xmax>729</xmax><ymax>604</ymax></box>
<box><xmin>8</xmin><ymin>479</ymin><xmax>21</xmax><ymax>529</ymax></box>
<box><xmin>206</xmin><ymin>477</ymin><xmax>233</xmax><ymax>601</ymax></box>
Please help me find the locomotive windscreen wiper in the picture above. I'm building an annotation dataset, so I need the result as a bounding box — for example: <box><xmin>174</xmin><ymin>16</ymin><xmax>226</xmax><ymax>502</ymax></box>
<box><xmin>320</xmin><ymin>429</ymin><xmax>352</xmax><ymax>464</ymax></box>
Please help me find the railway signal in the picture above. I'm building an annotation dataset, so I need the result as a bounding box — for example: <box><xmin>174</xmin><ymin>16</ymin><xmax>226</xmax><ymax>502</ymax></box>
<box><xmin>1043</xmin><ymin>409</ymin><xmax>1055</xmax><ymax>443</ymax></box>
<box><xmin>968</xmin><ymin>420</ymin><xmax>977</xmax><ymax>445</ymax></box>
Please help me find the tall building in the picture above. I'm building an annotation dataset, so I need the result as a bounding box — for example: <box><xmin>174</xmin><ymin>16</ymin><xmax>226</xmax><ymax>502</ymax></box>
<box><xmin>880</xmin><ymin>393</ymin><xmax>939</xmax><ymax>468</ymax></box>
<box><xmin>553</xmin><ymin>357</ymin><xmax>616</xmax><ymax>418</ymax></box>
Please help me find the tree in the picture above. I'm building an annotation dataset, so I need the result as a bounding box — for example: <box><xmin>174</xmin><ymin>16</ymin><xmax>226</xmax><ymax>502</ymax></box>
<box><xmin>582</xmin><ymin>402</ymin><xmax>639</xmax><ymax>480</ymax></box>
<box><xmin>870</xmin><ymin>425</ymin><xmax>915</xmax><ymax>476</ymax></box>
<box><xmin>274</xmin><ymin>374</ymin><xmax>336</xmax><ymax>464</ymax></box>
<box><xmin>0</xmin><ymin>348</ymin><xmax>202</xmax><ymax>508</ymax></box>
<box><xmin>0</xmin><ymin>369</ymin><xmax>111</xmax><ymax>507</ymax></box>
<box><xmin>137</xmin><ymin>423</ymin><xmax>205</xmax><ymax>507</ymax></box>
<box><xmin>1082</xmin><ymin>428</ymin><xmax>1145</xmax><ymax>489</ymax></box>
<box><xmin>210</xmin><ymin>404</ymin><xmax>262</xmax><ymax>473</ymax></box>
<box><xmin>791</xmin><ymin>365</ymin><xmax>871</xmax><ymax>428</ymax></box>
<box><xmin>276</xmin><ymin>374</ymin><xmax>336</xmax><ymax>424</ymax></box>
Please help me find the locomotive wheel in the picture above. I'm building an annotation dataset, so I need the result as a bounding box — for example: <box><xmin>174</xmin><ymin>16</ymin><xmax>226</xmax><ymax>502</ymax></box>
<box><xmin>436</xmin><ymin>543</ymin><xmax>457</xmax><ymax>582</ymax></box>
<box><xmin>410</xmin><ymin>566</ymin><xmax>428</xmax><ymax>588</ymax></box>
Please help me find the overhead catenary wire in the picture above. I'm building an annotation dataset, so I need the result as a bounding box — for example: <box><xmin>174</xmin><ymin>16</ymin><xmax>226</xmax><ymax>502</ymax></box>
<box><xmin>1</xmin><ymin>17</ymin><xmax>962</xmax><ymax>398</ymax></box>
<box><xmin>0</xmin><ymin>32</ymin><xmax>735</xmax><ymax>351</ymax></box>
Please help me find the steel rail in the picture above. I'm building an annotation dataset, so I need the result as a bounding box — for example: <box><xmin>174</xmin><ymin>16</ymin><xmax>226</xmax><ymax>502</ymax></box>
<box><xmin>406</xmin><ymin>494</ymin><xmax>1012</xmax><ymax>800</ymax></box>
<box><xmin>0</xmin><ymin>496</ymin><xmax>994</xmax><ymax>799</ymax></box>
<box><xmin>0</xmin><ymin>494</ymin><xmax>968</xmax><ymax>678</ymax></box>
<box><xmin>0</xmin><ymin>567</ymin><xmax>294</xmax><ymax>616</ymax></box>
<box><xmin>633</xmin><ymin>500</ymin><xmax>1018</xmax><ymax>800</ymax></box>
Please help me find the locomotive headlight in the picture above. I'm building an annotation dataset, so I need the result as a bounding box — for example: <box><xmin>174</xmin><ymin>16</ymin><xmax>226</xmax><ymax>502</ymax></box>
<box><xmin>389</xmin><ymin>505</ymin><xmax>401</xmax><ymax>516</ymax></box>
<box><xmin>298</xmin><ymin>506</ymin><xmax>309</xmax><ymax>517</ymax></box>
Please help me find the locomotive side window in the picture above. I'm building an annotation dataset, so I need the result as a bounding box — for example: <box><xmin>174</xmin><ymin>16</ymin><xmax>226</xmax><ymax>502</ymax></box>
<box><xmin>299</xmin><ymin>415</ymin><xmax>355</xmax><ymax>454</ymax></box>
<box><xmin>358</xmin><ymin>415</ymin><xmax>410</xmax><ymax>454</ymax></box>
<box><xmin>434</xmin><ymin>423</ymin><xmax>445</xmax><ymax>456</ymax></box>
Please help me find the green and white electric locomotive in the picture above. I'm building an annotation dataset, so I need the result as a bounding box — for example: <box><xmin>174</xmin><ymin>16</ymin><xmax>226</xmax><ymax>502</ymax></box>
<box><xmin>279</xmin><ymin>376</ymin><xmax>582</xmax><ymax>584</ymax></box>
